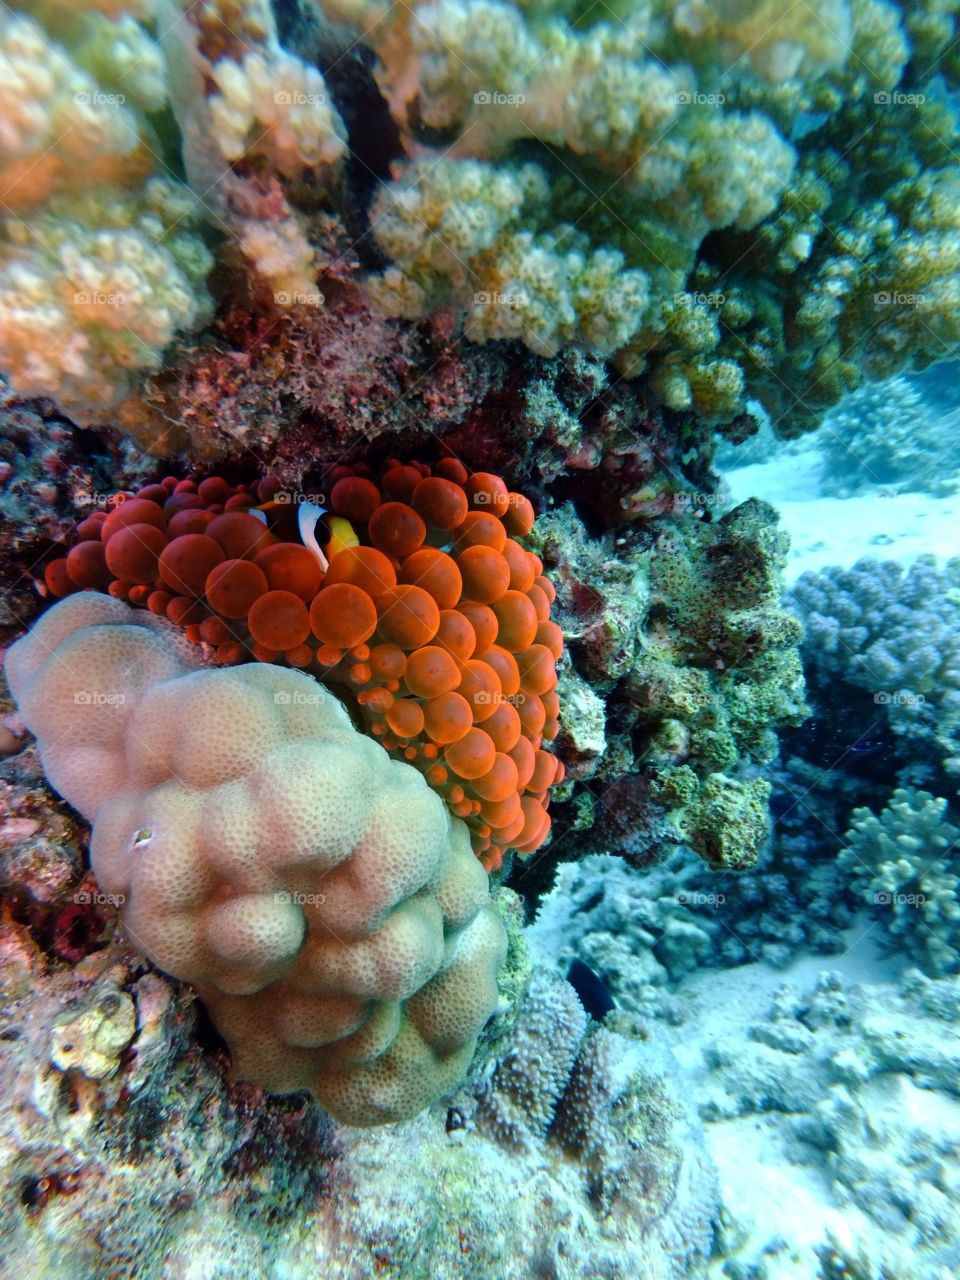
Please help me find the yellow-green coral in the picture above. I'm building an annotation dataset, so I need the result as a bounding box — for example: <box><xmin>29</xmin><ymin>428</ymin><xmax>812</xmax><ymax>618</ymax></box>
<box><xmin>329</xmin><ymin>0</ymin><xmax>960</xmax><ymax>431</ymax></box>
<box><xmin>368</xmin><ymin>159</ymin><xmax>651</xmax><ymax>357</ymax></box>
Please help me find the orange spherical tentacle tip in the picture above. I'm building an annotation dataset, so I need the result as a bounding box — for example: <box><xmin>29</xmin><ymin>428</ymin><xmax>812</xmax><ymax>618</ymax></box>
<box><xmin>158</xmin><ymin>534</ymin><xmax>225</xmax><ymax>598</ymax></box>
<box><xmin>105</xmin><ymin>524</ymin><xmax>168</xmax><ymax>585</ymax></box>
<box><xmin>518</xmin><ymin>644</ymin><xmax>558</xmax><ymax>696</ymax></box>
<box><xmin>399</xmin><ymin>548</ymin><xmax>462</xmax><ymax>610</ymax></box>
<box><xmin>464</xmin><ymin>472</ymin><xmax>509</xmax><ymax>517</ymax></box>
<box><xmin>248</xmin><ymin>590</ymin><xmax>311</xmax><ymax>652</ymax></box>
<box><xmin>502</xmin><ymin>493</ymin><xmax>536</xmax><ymax>537</ymax></box>
<box><xmin>331</xmin><ymin>476</ymin><xmax>382</xmax><ymax>522</ymax></box>
<box><xmin>404</xmin><ymin>645</ymin><xmax>461</xmax><ymax>698</ymax></box>
<box><xmin>310</xmin><ymin>582</ymin><xmax>378</xmax><ymax>649</ymax></box>
<box><xmin>457</xmin><ymin>546</ymin><xmax>510</xmax><ymax>605</ymax></box>
<box><xmin>386</xmin><ymin>698</ymin><xmax>425</xmax><ymax>740</ymax></box>
<box><xmin>44</xmin><ymin>558</ymin><xmax>77</xmax><ymax>598</ymax></box>
<box><xmin>324</xmin><ymin>545</ymin><xmax>397</xmax><ymax>597</ymax></box>
<box><xmin>253</xmin><ymin>543</ymin><xmax>324</xmax><ymax>601</ymax></box>
<box><xmin>205</xmin><ymin>559</ymin><xmax>269</xmax><ymax>618</ymax></box>
<box><xmin>207</xmin><ymin>512</ymin><xmax>275</xmax><ymax>560</ymax></box>
<box><xmin>452</xmin><ymin>511</ymin><xmax>507</xmax><ymax>553</ymax></box>
<box><xmin>444</xmin><ymin>727</ymin><xmax>496</xmax><ymax>780</ymax></box>
<box><xmin>423</xmin><ymin>691</ymin><xmax>473</xmax><ymax>745</ymax></box>
<box><xmin>411</xmin><ymin>477</ymin><xmax>469</xmax><ymax>531</ymax></box>
<box><xmin>66</xmin><ymin>540</ymin><xmax>112</xmax><ymax>590</ymax></box>
<box><xmin>435</xmin><ymin>609</ymin><xmax>476</xmax><ymax>663</ymax></box>
<box><xmin>376</xmin><ymin>585</ymin><xmax>440</xmax><ymax>649</ymax></box>
<box><xmin>368</xmin><ymin>502</ymin><xmax>426</xmax><ymax>559</ymax></box>
<box><xmin>492</xmin><ymin>590</ymin><xmax>538</xmax><ymax>652</ymax></box>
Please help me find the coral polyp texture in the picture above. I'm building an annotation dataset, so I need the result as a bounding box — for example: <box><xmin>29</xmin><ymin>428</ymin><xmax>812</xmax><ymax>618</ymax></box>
<box><xmin>39</xmin><ymin>459</ymin><xmax>563</xmax><ymax>870</ymax></box>
<box><xmin>5</xmin><ymin>592</ymin><xmax>507</xmax><ymax>1125</ymax></box>
<box><xmin>0</xmin><ymin>0</ymin><xmax>346</xmax><ymax>421</ymax></box>
<box><xmin>319</xmin><ymin>0</ymin><xmax>960</xmax><ymax>432</ymax></box>
<box><xmin>840</xmin><ymin>787</ymin><xmax>960</xmax><ymax>976</ymax></box>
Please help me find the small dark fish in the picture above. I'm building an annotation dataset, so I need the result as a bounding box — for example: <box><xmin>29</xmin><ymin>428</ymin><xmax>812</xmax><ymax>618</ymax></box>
<box><xmin>566</xmin><ymin>959</ymin><xmax>615</xmax><ymax>1020</ymax></box>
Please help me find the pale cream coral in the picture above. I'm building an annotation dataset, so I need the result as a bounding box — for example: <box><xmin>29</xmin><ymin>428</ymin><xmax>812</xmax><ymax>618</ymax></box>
<box><xmin>208</xmin><ymin>50</ymin><xmax>346</xmax><ymax>176</ymax></box>
<box><xmin>0</xmin><ymin>178</ymin><xmax>213</xmax><ymax>417</ymax></box>
<box><xmin>0</xmin><ymin>11</ymin><xmax>145</xmax><ymax>213</ymax></box>
<box><xmin>6</xmin><ymin>595</ymin><xmax>506</xmax><ymax>1126</ymax></box>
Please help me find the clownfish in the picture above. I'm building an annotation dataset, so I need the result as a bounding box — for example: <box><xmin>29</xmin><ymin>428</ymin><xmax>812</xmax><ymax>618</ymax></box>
<box><xmin>249</xmin><ymin>500</ymin><xmax>359</xmax><ymax>572</ymax></box>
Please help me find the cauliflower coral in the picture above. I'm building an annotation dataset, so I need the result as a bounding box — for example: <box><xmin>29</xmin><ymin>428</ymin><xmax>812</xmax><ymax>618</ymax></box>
<box><xmin>0</xmin><ymin>0</ymin><xmax>347</xmax><ymax>420</ymax></box>
<box><xmin>326</xmin><ymin>0</ymin><xmax>960</xmax><ymax>431</ymax></box>
<box><xmin>6</xmin><ymin>592</ymin><xmax>507</xmax><ymax>1125</ymax></box>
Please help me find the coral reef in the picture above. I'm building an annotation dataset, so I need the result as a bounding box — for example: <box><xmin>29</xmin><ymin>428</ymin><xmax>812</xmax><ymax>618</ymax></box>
<box><xmin>320</xmin><ymin>0</ymin><xmax>960</xmax><ymax>431</ymax></box>
<box><xmin>817</xmin><ymin>375</ymin><xmax>960</xmax><ymax>497</ymax></box>
<box><xmin>36</xmin><ymin>458</ymin><xmax>563</xmax><ymax>867</ymax></box>
<box><xmin>787</xmin><ymin>555</ymin><xmax>960</xmax><ymax>793</ymax></box>
<box><xmin>537</xmin><ymin>495</ymin><xmax>807</xmax><ymax>872</ymax></box>
<box><xmin>0</xmin><ymin>746</ymin><xmax>721</xmax><ymax>1279</ymax></box>
<box><xmin>841</xmin><ymin>787</ymin><xmax>960</xmax><ymax>976</ymax></box>
<box><xmin>4</xmin><ymin>0</ymin><xmax>957</xmax><ymax>439</ymax></box>
<box><xmin>7</xmin><ymin>591</ymin><xmax>507</xmax><ymax>1124</ymax></box>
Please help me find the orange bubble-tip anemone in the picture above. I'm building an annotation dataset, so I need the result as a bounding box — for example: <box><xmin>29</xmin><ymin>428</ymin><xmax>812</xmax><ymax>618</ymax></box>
<box><xmin>41</xmin><ymin>459</ymin><xmax>563</xmax><ymax>870</ymax></box>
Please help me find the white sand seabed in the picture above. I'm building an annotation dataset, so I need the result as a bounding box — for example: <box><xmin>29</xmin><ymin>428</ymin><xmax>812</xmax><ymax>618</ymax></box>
<box><xmin>722</xmin><ymin>447</ymin><xmax>960</xmax><ymax>582</ymax></box>
<box><xmin>664</xmin><ymin>935</ymin><xmax>940</xmax><ymax>1280</ymax></box>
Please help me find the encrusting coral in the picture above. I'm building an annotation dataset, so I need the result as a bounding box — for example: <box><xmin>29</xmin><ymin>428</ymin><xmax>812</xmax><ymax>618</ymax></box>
<box><xmin>5</xmin><ymin>591</ymin><xmax>507</xmax><ymax>1125</ymax></box>
<box><xmin>37</xmin><ymin>458</ymin><xmax>564</xmax><ymax>871</ymax></box>
<box><xmin>535</xmin><ymin>495</ymin><xmax>807</xmax><ymax>872</ymax></box>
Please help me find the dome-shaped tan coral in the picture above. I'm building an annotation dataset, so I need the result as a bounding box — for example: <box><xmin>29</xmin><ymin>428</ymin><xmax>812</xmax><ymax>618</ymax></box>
<box><xmin>6</xmin><ymin>593</ymin><xmax>506</xmax><ymax>1125</ymax></box>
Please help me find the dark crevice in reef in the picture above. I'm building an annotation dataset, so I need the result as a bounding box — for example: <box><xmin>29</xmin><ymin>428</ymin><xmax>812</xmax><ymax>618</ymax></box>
<box><xmin>273</xmin><ymin>0</ymin><xmax>404</xmax><ymax>268</ymax></box>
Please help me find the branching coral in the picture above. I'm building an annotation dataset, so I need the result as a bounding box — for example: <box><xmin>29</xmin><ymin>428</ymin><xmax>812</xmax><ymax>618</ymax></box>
<box><xmin>0</xmin><ymin>0</ymin><xmax>347</xmax><ymax>421</ymax></box>
<box><xmin>0</xmin><ymin>8</ymin><xmax>212</xmax><ymax>419</ymax></box>
<box><xmin>816</xmin><ymin>375</ymin><xmax>960</xmax><ymax>496</ymax></box>
<box><xmin>323</xmin><ymin>0</ymin><xmax>960</xmax><ymax>431</ymax></box>
<box><xmin>0</xmin><ymin>180</ymin><xmax>213</xmax><ymax>416</ymax></box>
<box><xmin>5</xmin><ymin>591</ymin><xmax>507</xmax><ymax>1125</ymax></box>
<box><xmin>840</xmin><ymin>788</ymin><xmax>960</xmax><ymax>976</ymax></box>
<box><xmin>787</xmin><ymin>556</ymin><xmax>960</xmax><ymax>791</ymax></box>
